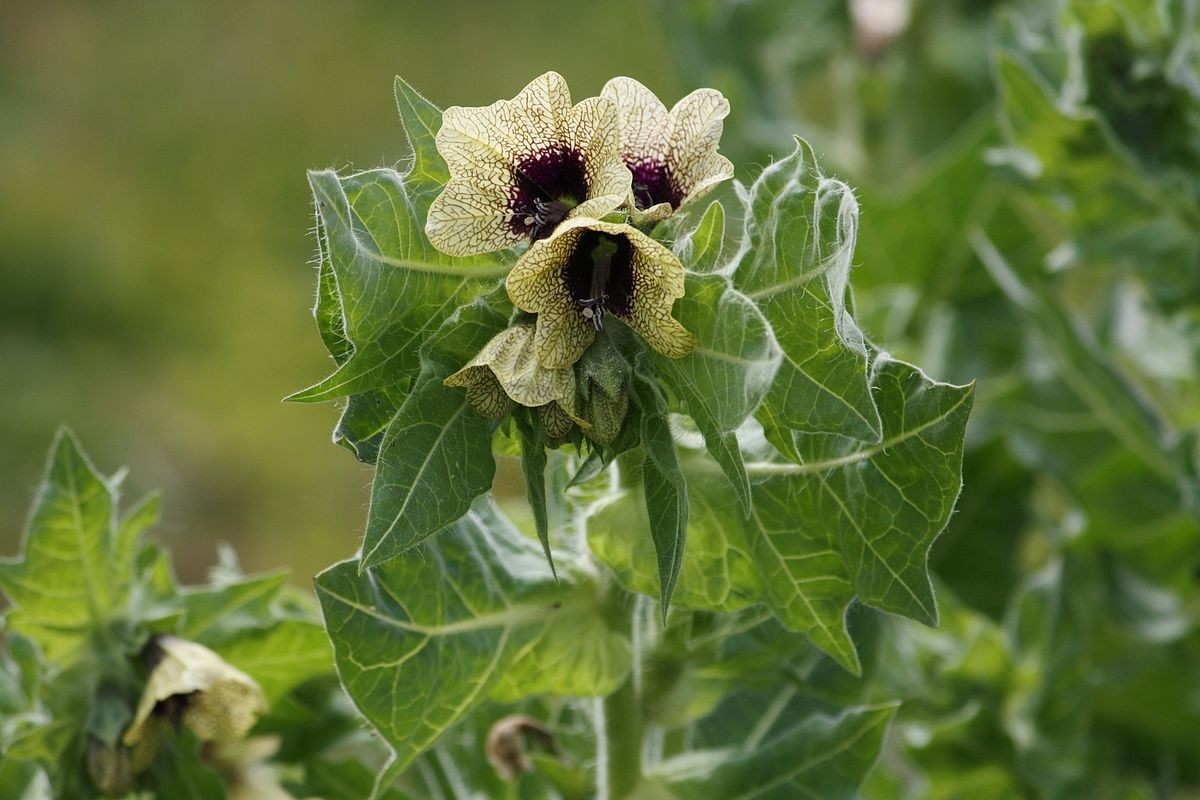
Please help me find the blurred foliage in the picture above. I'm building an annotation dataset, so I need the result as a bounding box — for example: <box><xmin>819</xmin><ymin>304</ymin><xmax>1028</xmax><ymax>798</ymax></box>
<box><xmin>0</xmin><ymin>0</ymin><xmax>675</xmax><ymax>582</ymax></box>
<box><xmin>659</xmin><ymin>0</ymin><xmax>1200</xmax><ymax>796</ymax></box>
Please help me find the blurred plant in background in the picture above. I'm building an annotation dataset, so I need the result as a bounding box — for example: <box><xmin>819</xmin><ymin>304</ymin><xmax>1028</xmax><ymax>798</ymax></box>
<box><xmin>660</xmin><ymin>0</ymin><xmax>1200</xmax><ymax>796</ymax></box>
<box><xmin>0</xmin><ymin>1</ymin><xmax>675</xmax><ymax>581</ymax></box>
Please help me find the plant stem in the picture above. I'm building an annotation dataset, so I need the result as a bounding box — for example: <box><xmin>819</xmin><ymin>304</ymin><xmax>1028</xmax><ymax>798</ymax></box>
<box><xmin>601</xmin><ymin>673</ymin><xmax>643</xmax><ymax>800</ymax></box>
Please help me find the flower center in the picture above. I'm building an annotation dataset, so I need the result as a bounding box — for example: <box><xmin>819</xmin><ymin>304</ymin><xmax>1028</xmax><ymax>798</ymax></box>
<box><xmin>629</xmin><ymin>158</ymin><xmax>683</xmax><ymax>210</ymax></box>
<box><xmin>510</xmin><ymin>146</ymin><xmax>589</xmax><ymax>241</ymax></box>
<box><xmin>564</xmin><ymin>231</ymin><xmax>635</xmax><ymax>331</ymax></box>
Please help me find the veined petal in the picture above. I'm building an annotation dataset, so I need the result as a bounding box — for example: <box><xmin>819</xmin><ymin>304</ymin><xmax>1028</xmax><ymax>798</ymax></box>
<box><xmin>506</xmin><ymin>222</ymin><xmax>587</xmax><ymax>313</ymax></box>
<box><xmin>444</xmin><ymin>366</ymin><xmax>514</xmax><ymax>419</ymax></box>
<box><xmin>507</xmin><ymin>216</ymin><xmax>693</xmax><ymax>367</ymax></box>
<box><xmin>602</xmin><ymin>77</ymin><xmax>670</xmax><ymax>167</ymax></box>
<box><xmin>666</xmin><ymin>88</ymin><xmax>732</xmax><ymax>197</ymax></box>
<box><xmin>505</xmin><ymin>71</ymin><xmax>574</xmax><ymax>159</ymax></box>
<box><xmin>445</xmin><ymin>325</ymin><xmax>578</xmax><ymax>413</ymax></box>
<box><xmin>621</xmin><ymin>228</ymin><xmax>694</xmax><ymax>359</ymax></box>
<box><xmin>429</xmin><ymin>72</ymin><xmax>630</xmax><ymax>256</ymax></box>
<box><xmin>675</xmin><ymin>152</ymin><xmax>734</xmax><ymax>210</ymax></box>
<box><xmin>601</xmin><ymin>77</ymin><xmax>733</xmax><ymax>217</ymax></box>
<box><xmin>539</xmin><ymin>401</ymin><xmax>578</xmax><ymax>439</ymax></box>
<box><xmin>532</xmin><ymin>304</ymin><xmax>596</xmax><ymax>370</ymax></box>
<box><xmin>426</xmin><ymin>177</ymin><xmax>526</xmax><ymax>256</ymax></box>
<box><xmin>568</xmin><ymin>95</ymin><xmax>631</xmax><ymax>216</ymax></box>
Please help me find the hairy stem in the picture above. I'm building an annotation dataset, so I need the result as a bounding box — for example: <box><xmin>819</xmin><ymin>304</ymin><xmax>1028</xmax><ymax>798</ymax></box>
<box><xmin>600</xmin><ymin>674</ymin><xmax>643</xmax><ymax>800</ymax></box>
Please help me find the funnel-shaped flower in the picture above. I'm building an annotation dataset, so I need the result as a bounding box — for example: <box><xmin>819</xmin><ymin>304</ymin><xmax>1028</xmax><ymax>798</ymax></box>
<box><xmin>444</xmin><ymin>324</ymin><xmax>585</xmax><ymax>428</ymax></box>
<box><xmin>426</xmin><ymin>71</ymin><xmax>632</xmax><ymax>256</ymax></box>
<box><xmin>507</xmin><ymin>218</ymin><xmax>694</xmax><ymax>369</ymax></box>
<box><xmin>123</xmin><ymin>637</ymin><xmax>267</xmax><ymax>749</ymax></box>
<box><xmin>601</xmin><ymin>77</ymin><xmax>733</xmax><ymax>223</ymax></box>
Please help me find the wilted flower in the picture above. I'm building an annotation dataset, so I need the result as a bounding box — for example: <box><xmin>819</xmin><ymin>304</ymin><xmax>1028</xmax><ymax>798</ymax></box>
<box><xmin>426</xmin><ymin>71</ymin><xmax>632</xmax><ymax>256</ymax></box>
<box><xmin>486</xmin><ymin>714</ymin><xmax>560</xmax><ymax>782</ymax></box>
<box><xmin>444</xmin><ymin>323</ymin><xmax>586</xmax><ymax>429</ymax></box>
<box><xmin>601</xmin><ymin>77</ymin><xmax>733</xmax><ymax>223</ymax></box>
<box><xmin>506</xmin><ymin>218</ymin><xmax>694</xmax><ymax>369</ymax></box>
<box><xmin>123</xmin><ymin>636</ymin><xmax>267</xmax><ymax>750</ymax></box>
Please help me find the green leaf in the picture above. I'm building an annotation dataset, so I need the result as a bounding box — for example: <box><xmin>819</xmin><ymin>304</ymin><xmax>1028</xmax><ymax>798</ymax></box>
<box><xmin>588</xmin><ymin>471</ymin><xmax>762</xmax><ymax>614</ymax></box>
<box><xmin>304</xmin><ymin>758</ymin><xmax>415</xmax><ymax>800</ymax></box>
<box><xmin>633</xmin><ymin>369</ymin><xmax>689</xmax><ymax>617</ymax></box>
<box><xmin>674</xmin><ymin>200</ymin><xmax>726</xmax><ymax>274</ymax></box>
<box><xmin>972</xmin><ymin>230</ymin><xmax>1197</xmax><ymax>497</ymax></box>
<box><xmin>358</xmin><ymin>375</ymin><xmax>497</xmax><ymax>568</ymax></box>
<box><xmin>653</xmin><ymin>272</ymin><xmax>780</xmax><ymax>514</ymax></box>
<box><xmin>291</xmin><ymin>78</ymin><xmax>509</xmax><ymax>457</ymax></box>
<box><xmin>731</xmin><ymin>138</ymin><xmax>882</xmax><ymax>444</ymax></box>
<box><xmin>749</xmin><ymin>358</ymin><xmax>973</xmax><ymax>670</ymax></box>
<box><xmin>393</xmin><ymin>76</ymin><xmax>451</xmax><ymax>189</ymax></box>
<box><xmin>655</xmin><ymin>704</ymin><xmax>897</xmax><ymax>799</ymax></box>
<box><xmin>178</xmin><ymin>571</ymin><xmax>289</xmax><ymax>645</ymax></box>
<box><xmin>517</xmin><ymin>416</ymin><xmax>555</xmax><ymax>578</ymax></box>
<box><xmin>0</xmin><ymin>429</ymin><xmax>121</xmax><ymax>664</ymax></box>
<box><xmin>0</xmin><ymin>760</ymin><xmax>51</xmax><ymax>800</ymax></box>
<box><xmin>315</xmin><ymin>498</ymin><xmax>629</xmax><ymax>776</ymax></box>
<box><xmin>212</xmin><ymin>619</ymin><xmax>333</xmax><ymax>705</ymax></box>
<box><xmin>151</xmin><ymin>729</ymin><xmax>227</xmax><ymax>800</ymax></box>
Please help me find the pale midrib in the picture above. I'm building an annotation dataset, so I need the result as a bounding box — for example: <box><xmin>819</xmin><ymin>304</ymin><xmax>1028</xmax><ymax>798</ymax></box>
<box><xmin>362</xmin><ymin>401</ymin><xmax>469</xmax><ymax>565</ymax></box>
<box><xmin>317</xmin><ymin>584</ymin><xmax>569</xmax><ymax>637</ymax></box>
<box><xmin>730</xmin><ymin>710</ymin><xmax>889</xmax><ymax>800</ymax></box>
<box><xmin>745</xmin><ymin>389</ymin><xmax>970</xmax><ymax>476</ymax></box>
<box><xmin>66</xmin><ymin>464</ymin><xmax>104</xmax><ymax>628</ymax></box>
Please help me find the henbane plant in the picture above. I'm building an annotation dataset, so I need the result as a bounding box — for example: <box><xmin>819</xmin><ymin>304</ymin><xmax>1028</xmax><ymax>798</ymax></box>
<box><xmin>0</xmin><ymin>69</ymin><xmax>975</xmax><ymax>800</ymax></box>
<box><xmin>290</xmin><ymin>70</ymin><xmax>975</xmax><ymax>797</ymax></box>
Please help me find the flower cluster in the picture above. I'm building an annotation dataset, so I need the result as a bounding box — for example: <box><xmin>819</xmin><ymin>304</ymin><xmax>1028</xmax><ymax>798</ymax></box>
<box><xmin>427</xmin><ymin>72</ymin><xmax>732</xmax><ymax>439</ymax></box>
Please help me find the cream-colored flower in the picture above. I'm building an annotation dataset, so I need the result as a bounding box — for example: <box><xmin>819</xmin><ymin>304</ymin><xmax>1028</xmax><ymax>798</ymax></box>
<box><xmin>444</xmin><ymin>323</ymin><xmax>586</xmax><ymax>428</ymax></box>
<box><xmin>426</xmin><ymin>71</ymin><xmax>632</xmax><ymax>256</ymax></box>
<box><xmin>123</xmin><ymin>636</ymin><xmax>267</xmax><ymax>749</ymax></box>
<box><xmin>506</xmin><ymin>217</ymin><xmax>695</xmax><ymax>369</ymax></box>
<box><xmin>601</xmin><ymin>77</ymin><xmax>734</xmax><ymax>224</ymax></box>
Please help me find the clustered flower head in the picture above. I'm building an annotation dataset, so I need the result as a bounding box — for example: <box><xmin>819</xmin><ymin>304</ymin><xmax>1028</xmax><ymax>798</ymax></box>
<box><xmin>426</xmin><ymin>72</ymin><xmax>733</xmax><ymax>439</ymax></box>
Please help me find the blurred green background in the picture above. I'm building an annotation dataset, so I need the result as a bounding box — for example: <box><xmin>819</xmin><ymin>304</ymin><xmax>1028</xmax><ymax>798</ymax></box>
<box><xmin>0</xmin><ymin>1</ymin><xmax>678</xmax><ymax>582</ymax></box>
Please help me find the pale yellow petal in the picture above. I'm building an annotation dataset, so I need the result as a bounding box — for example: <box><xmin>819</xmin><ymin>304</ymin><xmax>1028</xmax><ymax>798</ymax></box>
<box><xmin>534</xmin><ymin>304</ymin><xmax>595</xmax><ymax>369</ymax></box>
<box><xmin>602</xmin><ymin>77</ymin><xmax>670</xmax><ymax>166</ymax></box>
<box><xmin>629</xmin><ymin>201</ymin><xmax>674</xmax><ymax>226</ymax></box>
<box><xmin>622</xmin><ymin>229</ymin><xmax>694</xmax><ymax>359</ymax></box>
<box><xmin>438</xmin><ymin>102</ymin><xmax>523</xmax><ymax>180</ymax></box>
<box><xmin>426</xmin><ymin>177</ymin><xmax>525</xmax><ymax>256</ymax></box>
<box><xmin>124</xmin><ymin>637</ymin><xmax>266</xmax><ymax>748</ymax></box>
<box><xmin>484</xmin><ymin>325</ymin><xmax>577</xmax><ymax>408</ymax></box>
<box><xmin>566</xmin><ymin>95</ymin><xmax>631</xmax><ymax>220</ymax></box>
<box><xmin>446</xmin><ymin>326</ymin><xmax>577</xmax><ymax>414</ymax></box>
<box><xmin>505</xmin><ymin>71</ymin><xmax>574</xmax><ymax>158</ymax></box>
<box><xmin>506</xmin><ymin>224</ymin><xmax>584</xmax><ymax>313</ymax></box>
<box><xmin>466</xmin><ymin>376</ymin><xmax>514</xmax><ymax>419</ymax></box>
<box><xmin>624</xmin><ymin>225</ymin><xmax>687</xmax><ymax>299</ymax></box>
<box><xmin>666</xmin><ymin>88</ymin><xmax>731</xmax><ymax>198</ymax></box>
<box><xmin>675</xmin><ymin>152</ymin><xmax>734</xmax><ymax>210</ymax></box>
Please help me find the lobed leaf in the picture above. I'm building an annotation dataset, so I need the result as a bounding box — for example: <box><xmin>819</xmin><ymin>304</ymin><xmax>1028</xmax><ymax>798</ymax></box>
<box><xmin>316</xmin><ymin>498</ymin><xmax>630</xmax><ymax>778</ymax></box>
<box><xmin>654</xmin><ymin>704</ymin><xmax>897</xmax><ymax>800</ymax></box>
<box><xmin>291</xmin><ymin>78</ymin><xmax>510</xmax><ymax>460</ymax></box>
<box><xmin>0</xmin><ymin>429</ymin><xmax>121</xmax><ymax>665</ymax></box>
<box><xmin>730</xmin><ymin>138</ymin><xmax>882</xmax><ymax>445</ymax></box>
